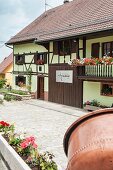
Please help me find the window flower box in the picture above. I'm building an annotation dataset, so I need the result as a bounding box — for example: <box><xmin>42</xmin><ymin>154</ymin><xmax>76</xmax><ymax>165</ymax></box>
<box><xmin>69</xmin><ymin>56</ymin><xmax>113</xmax><ymax>66</ymax></box>
<box><xmin>0</xmin><ymin>135</ymin><xmax>31</xmax><ymax>170</ymax></box>
<box><xmin>0</xmin><ymin>121</ymin><xmax>58</xmax><ymax>170</ymax></box>
<box><xmin>37</xmin><ymin>59</ymin><xmax>44</xmax><ymax>65</ymax></box>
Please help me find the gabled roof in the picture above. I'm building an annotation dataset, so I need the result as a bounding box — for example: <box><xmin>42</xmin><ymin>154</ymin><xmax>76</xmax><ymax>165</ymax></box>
<box><xmin>0</xmin><ymin>53</ymin><xmax>13</xmax><ymax>73</ymax></box>
<box><xmin>7</xmin><ymin>0</ymin><xmax>113</xmax><ymax>44</ymax></box>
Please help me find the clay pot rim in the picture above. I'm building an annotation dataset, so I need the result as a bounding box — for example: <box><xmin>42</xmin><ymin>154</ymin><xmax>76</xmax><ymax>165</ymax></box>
<box><xmin>63</xmin><ymin>108</ymin><xmax>113</xmax><ymax>156</ymax></box>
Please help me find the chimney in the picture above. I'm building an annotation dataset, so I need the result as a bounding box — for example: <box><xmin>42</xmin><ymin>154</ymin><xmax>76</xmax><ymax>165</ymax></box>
<box><xmin>64</xmin><ymin>0</ymin><xmax>69</xmax><ymax>4</ymax></box>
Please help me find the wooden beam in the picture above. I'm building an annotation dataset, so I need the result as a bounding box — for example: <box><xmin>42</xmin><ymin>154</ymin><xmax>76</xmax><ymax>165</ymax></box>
<box><xmin>83</xmin><ymin>37</ymin><xmax>86</xmax><ymax>58</ymax></box>
<box><xmin>78</xmin><ymin>76</ymin><xmax>113</xmax><ymax>82</ymax></box>
<box><xmin>76</xmin><ymin>38</ymin><xmax>79</xmax><ymax>59</ymax></box>
<box><xmin>13</xmin><ymin>71</ymin><xmax>48</xmax><ymax>76</ymax></box>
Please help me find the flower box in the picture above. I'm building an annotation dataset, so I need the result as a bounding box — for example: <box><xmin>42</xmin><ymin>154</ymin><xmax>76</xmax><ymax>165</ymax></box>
<box><xmin>84</xmin><ymin>105</ymin><xmax>102</xmax><ymax>111</ymax></box>
<box><xmin>0</xmin><ymin>135</ymin><xmax>31</xmax><ymax>170</ymax></box>
<box><xmin>0</xmin><ymin>121</ymin><xmax>59</xmax><ymax>170</ymax></box>
<box><xmin>37</xmin><ymin>60</ymin><xmax>44</xmax><ymax>65</ymax></box>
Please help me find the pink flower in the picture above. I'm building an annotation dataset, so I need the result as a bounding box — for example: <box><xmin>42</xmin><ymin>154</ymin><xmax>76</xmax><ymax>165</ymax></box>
<box><xmin>25</xmin><ymin>136</ymin><xmax>35</xmax><ymax>143</ymax></box>
<box><xmin>29</xmin><ymin>136</ymin><xmax>35</xmax><ymax>142</ymax></box>
<box><xmin>86</xmin><ymin>101</ymin><xmax>90</xmax><ymax>105</ymax></box>
<box><xmin>20</xmin><ymin>136</ymin><xmax>37</xmax><ymax>149</ymax></box>
<box><xmin>20</xmin><ymin>141</ymin><xmax>29</xmax><ymax>149</ymax></box>
<box><xmin>32</xmin><ymin>142</ymin><xmax>38</xmax><ymax>149</ymax></box>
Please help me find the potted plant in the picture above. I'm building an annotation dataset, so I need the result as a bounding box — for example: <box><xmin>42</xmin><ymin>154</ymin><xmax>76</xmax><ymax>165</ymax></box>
<box><xmin>84</xmin><ymin>99</ymin><xmax>108</xmax><ymax>111</ymax></box>
<box><xmin>84</xmin><ymin>99</ymin><xmax>101</xmax><ymax>111</ymax></box>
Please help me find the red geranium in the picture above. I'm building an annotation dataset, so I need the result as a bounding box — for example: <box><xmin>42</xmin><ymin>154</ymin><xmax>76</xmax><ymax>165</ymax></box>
<box><xmin>0</xmin><ymin>121</ymin><xmax>10</xmax><ymax>127</ymax></box>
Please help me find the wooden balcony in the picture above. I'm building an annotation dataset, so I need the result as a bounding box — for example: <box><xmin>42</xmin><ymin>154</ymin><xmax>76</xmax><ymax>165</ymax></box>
<box><xmin>77</xmin><ymin>64</ymin><xmax>113</xmax><ymax>82</ymax></box>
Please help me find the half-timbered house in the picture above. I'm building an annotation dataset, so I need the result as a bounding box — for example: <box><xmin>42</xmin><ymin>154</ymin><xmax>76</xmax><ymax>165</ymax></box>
<box><xmin>6</xmin><ymin>0</ymin><xmax>113</xmax><ymax>108</ymax></box>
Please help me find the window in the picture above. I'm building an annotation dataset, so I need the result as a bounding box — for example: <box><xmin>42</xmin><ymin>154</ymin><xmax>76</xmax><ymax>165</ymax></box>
<box><xmin>91</xmin><ymin>43</ymin><xmax>100</xmax><ymax>58</ymax></box>
<box><xmin>34</xmin><ymin>53</ymin><xmax>47</xmax><ymax>64</ymax></box>
<box><xmin>102</xmin><ymin>42</ymin><xmax>113</xmax><ymax>57</ymax></box>
<box><xmin>101</xmin><ymin>83</ymin><xmax>113</xmax><ymax>96</ymax></box>
<box><xmin>15</xmin><ymin>76</ymin><xmax>26</xmax><ymax>86</ymax></box>
<box><xmin>15</xmin><ymin>55</ymin><xmax>25</xmax><ymax>65</ymax></box>
<box><xmin>39</xmin><ymin>66</ymin><xmax>42</xmax><ymax>71</ymax></box>
<box><xmin>58</xmin><ymin>40</ymin><xmax>70</xmax><ymax>55</ymax></box>
<box><xmin>53</xmin><ymin>39</ymin><xmax>76</xmax><ymax>55</ymax></box>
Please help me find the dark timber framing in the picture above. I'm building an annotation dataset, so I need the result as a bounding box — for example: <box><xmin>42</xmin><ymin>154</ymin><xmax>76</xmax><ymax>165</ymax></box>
<box><xmin>83</xmin><ymin>37</ymin><xmax>86</xmax><ymax>58</ymax></box>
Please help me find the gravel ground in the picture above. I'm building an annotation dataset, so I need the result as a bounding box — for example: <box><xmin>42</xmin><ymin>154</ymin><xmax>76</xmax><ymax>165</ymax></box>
<box><xmin>0</xmin><ymin>99</ymin><xmax>86</xmax><ymax>169</ymax></box>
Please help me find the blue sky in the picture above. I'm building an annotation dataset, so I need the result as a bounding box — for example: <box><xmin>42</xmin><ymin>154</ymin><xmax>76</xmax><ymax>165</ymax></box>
<box><xmin>0</xmin><ymin>0</ymin><xmax>64</xmax><ymax>62</ymax></box>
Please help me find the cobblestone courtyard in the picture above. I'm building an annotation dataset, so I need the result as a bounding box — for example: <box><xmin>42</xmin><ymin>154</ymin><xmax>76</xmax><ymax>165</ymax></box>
<box><xmin>0</xmin><ymin>99</ymin><xmax>86</xmax><ymax>169</ymax></box>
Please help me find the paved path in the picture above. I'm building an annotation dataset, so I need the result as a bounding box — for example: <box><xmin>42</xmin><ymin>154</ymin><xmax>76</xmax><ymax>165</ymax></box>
<box><xmin>0</xmin><ymin>100</ymin><xmax>87</xmax><ymax>169</ymax></box>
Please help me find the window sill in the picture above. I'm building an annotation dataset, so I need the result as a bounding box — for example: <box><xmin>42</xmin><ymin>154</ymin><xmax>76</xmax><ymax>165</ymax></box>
<box><xmin>101</xmin><ymin>94</ymin><xmax>113</xmax><ymax>97</ymax></box>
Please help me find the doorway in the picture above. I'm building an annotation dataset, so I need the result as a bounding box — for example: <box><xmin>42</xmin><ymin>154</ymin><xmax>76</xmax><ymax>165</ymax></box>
<box><xmin>37</xmin><ymin>77</ymin><xmax>44</xmax><ymax>100</ymax></box>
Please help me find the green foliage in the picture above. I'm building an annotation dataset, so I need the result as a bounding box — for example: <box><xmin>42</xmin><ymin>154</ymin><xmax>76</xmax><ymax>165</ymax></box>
<box><xmin>84</xmin><ymin>99</ymin><xmax>109</xmax><ymax>108</ymax></box>
<box><xmin>27</xmin><ymin>151</ymin><xmax>58</xmax><ymax>170</ymax></box>
<box><xmin>3</xmin><ymin>91</ymin><xmax>26</xmax><ymax>101</ymax></box>
<box><xmin>39</xmin><ymin>152</ymin><xmax>58</xmax><ymax>170</ymax></box>
<box><xmin>4</xmin><ymin>94</ymin><xmax>12</xmax><ymax>101</ymax></box>
<box><xmin>18</xmin><ymin>146</ymin><xmax>31</xmax><ymax>156</ymax></box>
<box><xmin>11</xmin><ymin>89</ymin><xmax>28</xmax><ymax>95</ymax></box>
<box><xmin>0</xmin><ymin>88</ymin><xmax>28</xmax><ymax>97</ymax></box>
<box><xmin>4</xmin><ymin>94</ymin><xmax>19</xmax><ymax>101</ymax></box>
<box><xmin>27</xmin><ymin>67</ymin><xmax>32</xmax><ymax>93</ymax></box>
<box><xmin>9</xmin><ymin>135</ymin><xmax>22</xmax><ymax>146</ymax></box>
<box><xmin>0</xmin><ymin>79</ymin><xmax>6</xmax><ymax>89</ymax></box>
<box><xmin>90</xmin><ymin>99</ymin><xmax>100</xmax><ymax>107</ymax></box>
<box><xmin>84</xmin><ymin>99</ymin><xmax>100</xmax><ymax>107</ymax></box>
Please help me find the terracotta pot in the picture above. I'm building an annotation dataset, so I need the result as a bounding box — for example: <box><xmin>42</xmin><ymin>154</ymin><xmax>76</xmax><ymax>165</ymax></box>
<box><xmin>63</xmin><ymin>108</ymin><xmax>113</xmax><ymax>170</ymax></box>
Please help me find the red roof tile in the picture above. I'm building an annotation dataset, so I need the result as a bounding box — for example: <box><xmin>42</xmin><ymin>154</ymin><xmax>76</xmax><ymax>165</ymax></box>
<box><xmin>0</xmin><ymin>53</ymin><xmax>13</xmax><ymax>73</ymax></box>
<box><xmin>7</xmin><ymin>0</ymin><xmax>113</xmax><ymax>44</ymax></box>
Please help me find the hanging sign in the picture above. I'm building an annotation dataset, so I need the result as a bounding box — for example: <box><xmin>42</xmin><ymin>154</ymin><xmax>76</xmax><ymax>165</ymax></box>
<box><xmin>56</xmin><ymin>70</ymin><xmax>73</xmax><ymax>83</ymax></box>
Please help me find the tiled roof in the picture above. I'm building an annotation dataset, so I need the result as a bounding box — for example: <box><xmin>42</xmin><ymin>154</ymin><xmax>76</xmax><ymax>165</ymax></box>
<box><xmin>0</xmin><ymin>53</ymin><xmax>13</xmax><ymax>73</ymax></box>
<box><xmin>7</xmin><ymin>0</ymin><xmax>113</xmax><ymax>44</ymax></box>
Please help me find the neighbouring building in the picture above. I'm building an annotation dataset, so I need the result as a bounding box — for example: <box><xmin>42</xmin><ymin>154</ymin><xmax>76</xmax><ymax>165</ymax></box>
<box><xmin>0</xmin><ymin>53</ymin><xmax>13</xmax><ymax>86</ymax></box>
<box><xmin>6</xmin><ymin>0</ymin><xmax>113</xmax><ymax>108</ymax></box>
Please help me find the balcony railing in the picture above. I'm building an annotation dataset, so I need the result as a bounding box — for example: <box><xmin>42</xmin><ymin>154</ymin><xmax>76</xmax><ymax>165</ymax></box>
<box><xmin>85</xmin><ymin>64</ymin><xmax>113</xmax><ymax>77</ymax></box>
<box><xmin>76</xmin><ymin>64</ymin><xmax>113</xmax><ymax>79</ymax></box>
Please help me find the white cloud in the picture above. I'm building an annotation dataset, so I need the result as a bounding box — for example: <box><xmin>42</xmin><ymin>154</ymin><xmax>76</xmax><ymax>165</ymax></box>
<box><xmin>0</xmin><ymin>0</ymin><xmax>64</xmax><ymax>62</ymax></box>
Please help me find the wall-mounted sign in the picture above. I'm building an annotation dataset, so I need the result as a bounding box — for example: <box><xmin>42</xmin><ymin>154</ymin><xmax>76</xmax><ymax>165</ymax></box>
<box><xmin>56</xmin><ymin>70</ymin><xmax>73</xmax><ymax>83</ymax></box>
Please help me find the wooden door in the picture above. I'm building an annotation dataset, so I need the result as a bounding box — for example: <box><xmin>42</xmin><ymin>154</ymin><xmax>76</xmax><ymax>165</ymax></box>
<box><xmin>49</xmin><ymin>64</ymin><xmax>83</xmax><ymax>108</ymax></box>
<box><xmin>37</xmin><ymin>77</ymin><xmax>44</xmax><ymax>100</ymax></box>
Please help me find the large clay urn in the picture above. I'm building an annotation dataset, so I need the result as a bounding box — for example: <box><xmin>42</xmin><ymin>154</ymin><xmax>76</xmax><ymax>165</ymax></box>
<box><xmin>63</xmin><ymin>108</ymin><xmax>113</xmax><ymax>170</ymax></box>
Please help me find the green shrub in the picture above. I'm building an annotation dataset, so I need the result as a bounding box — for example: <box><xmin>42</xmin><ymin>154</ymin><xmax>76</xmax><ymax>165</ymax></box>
<box><xmin>4</xmin><ymin>94</ymin><xmax>22</xmax><ymax>101</ymax></box>
<box><xmin>4</xmin><ymin>94</ymin><xmax>12</xmax><ymax>101</ymax></box>
<box><xmin>0</xmin><ymin>79</ymin><xmax>6</xmax><ymax>89</ymax></box>
<box><xmin>11</xmin><ymin>89</ymin><xmax>28</xmax><ymax>95</ymax></box>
